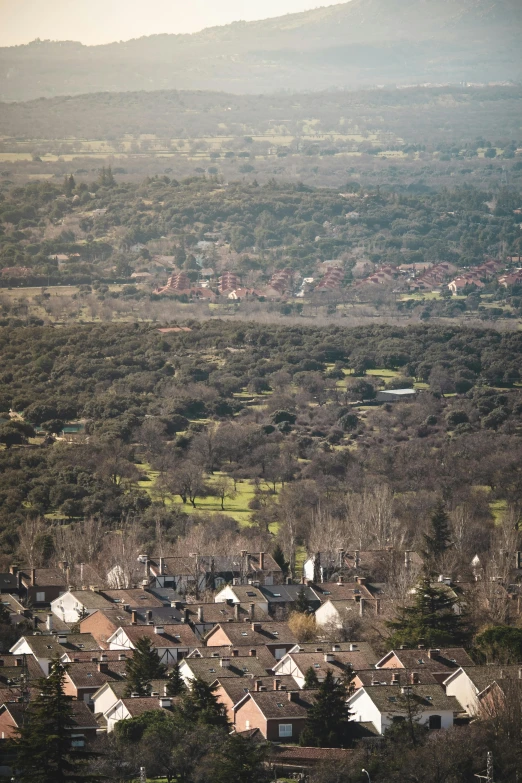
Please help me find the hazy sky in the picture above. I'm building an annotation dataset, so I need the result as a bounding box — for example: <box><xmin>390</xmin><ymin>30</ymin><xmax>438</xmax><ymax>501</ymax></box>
<box><xmin>0</xmin><ymin>0</ymin><xmax>343</xmax><ymax>46</ymax></box>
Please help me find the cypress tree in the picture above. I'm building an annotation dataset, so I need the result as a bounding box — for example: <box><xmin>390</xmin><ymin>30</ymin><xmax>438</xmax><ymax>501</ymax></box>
<box><xmin>424</xmin><ymin>499</ymin><xmax>452</xmax><ymax>560</ymax></box>
<box><xmin>299</xmin><ymin>670</ymin><xmax>353</xmax><ymax>748</ymax></box>
<box><xmin>124</xmin><ymin>637</ymin><xmax>167</xmax><ymax>697</ymax></box>
<box><xmin>165</xmin><ymin>661</ymin><xmax>186</xmax><ymax>696</ymax></box>
<box><xmin>303</xmin><ymin>666</ymin><xmax>320</xmax><ymax>689</ymax></box>
<box><xmin>294</xmin><ymin>585</ymin><xmax>310</xmax><ymax>614</ymax></box>
<box><xmin>12</xmin><ymin>659</ymin><xmax>94</xmax><ymax>783</ymax></box>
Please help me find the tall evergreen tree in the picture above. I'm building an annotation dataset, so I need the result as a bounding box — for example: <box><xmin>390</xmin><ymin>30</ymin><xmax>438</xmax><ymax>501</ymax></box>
<box><xmin>294</xmin><ymin>585</ymin><xmax>310</xmax><ymax>614</ymax></box>
<box><xmin>387</xmin><ymin>578</ymin><xmax>470</xmax><ymax>648</ymax></box>
<box><xmin>165</xmin><ymin>661</ymin><xmax>186</xmax><ymax>696</ymax></box>
<box><xmin>12</xmin><ymin>660</ymin><xmax>94</xmax><ymax>783</ymax></box>
<box><xmin>213</xmin><ymin>734</ymin><xmax>269</xmax><ymax>783</ymax></box>
<box><xmin>181</xmin><ymin>677</ymin><xmax>230</xmax><ymax>730</ymax></box>
<box><xmin>303</xmin><ymin>666</ymin><xmax>320</xmax><ymax>689</ymax></box>
<box><xmin>273</xmin><ymin>543</ymin><xmax>289</xmax><ymax>577</ymax></box>
<box><xmin>124</xmin><ymin>637</ymin><xmax>167</xmax><ymax>697</ymax></box>
<box><xmin>424</xmin><ymin>499</ymin><xmax>452</xmax><ymax>560</ymax></box>
<box><xmin>299</xmin><ymin>670</ymin><xmax>353</xmax><ymax>748</ymax></box>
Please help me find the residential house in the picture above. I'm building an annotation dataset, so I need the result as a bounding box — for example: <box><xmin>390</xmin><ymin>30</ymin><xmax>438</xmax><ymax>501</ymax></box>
<box><xmin>186</xmin><ymin>644</ymin><xmax>277</xmax><ymax>670</ymax></box>
<box><xmin>62</xmin><ymin>657</ymin><xmax>127</xmax><ymax>703</ymax></box>
<box><xmin>107</xmin><ymin>624</ymin><xmax>198</xmax><ymax>665</ymax></box>
<box><xmin>259</xmin><ymin>584</ymin><xmax>321</xmax><ymax>615</ymax></box>
<box><xmin>234</xmin><ymin>690</ymin><xmax>316</xmax><ymax>742</ymax></box>
<box><xmin>105</xmin><ymin>695</ymin><xmax>176</xmax><ymax>732</ymax></box>
<box><xmin>315</xmin><ymin>596</ymin><xmax>380</xmax><ymax>629</ymax></box>
<box><xmin>179</xmin><ymin>654</ymin><xmax>271</xmax><ymax>687</ymax></box>
<box><xmin>0</xmin><ymin>699</ymin><xmax>99</xmax><ymax>747</ymax></box>
<box><xmin>0</xmin><ymin>654</ymin><xmax>44</xmax><ymax>704</ymax></box>
<box><xmin>10</xmin><ymin>633</ymin><xmax>100</xmax><ymax>675</ymax></box>
<box><xmin>79</xmin><ymin>608</ymin><xmax>134</xmax><ymax>649</ymax></box>
<box><xmin>91</xmin><ymin>679</ymin><xmax>168</xmax><ymax>717</ymax></box>
<box><xmin>273</xmin><ymin>649</ymin><xmax>373</xmax><ymax>688</ymax></box>
<box><xmin>443</xmin><ymin>665</ymin><xmax>522</xmax><ymax>716</ymax></box>
<box><xmin>51</xmin><ymin>590</ymin><xmax>114</xmax><ymax>624</ymax></box>
<box><xmin>0</xmin><ymin>568</ymin><xmax>22</xmax><ymax>595</ymax></box>
<box><xmin>348</xmin><ymin>685</ymin><xmax>460</xmax><ymax>734</ymax></box>
<box><xmin>376</xmin><ymin>648</ymin><xmax>474</xmax><ymax>684</ymax></box>
<box><xmin>18</xmin><ymin>567</ymin><xmax>66</xmax><ymax>605</ymax></box>
<box><xmin>267</xmin><ymin>746</ymin><xmax>355</xmax><ymax>777</ymax></box>
<box><xmin>214</xmin><ymin>675</ymin><xmax>299</xmax><ymax>724</ymax></box>
<box><xmin>354</xmin><ymin>668</ymin><xmax>439</xmax><ymax>689</ymax></box>
<box><xmin>288</xmin><ymin>641</ymin><xmax>378</xmax><ymax>663</ymax></box>
<box><xmin>214</xmin><ymin>584</ymin><xmax>268</xmax><ymax>611</ymax></box>
<box><xmin>303</xmin><ymin>550</ymin><xmax>421</xmax><ymax>584</ymax></box>
<box><xmin>205</xmin><ymin>622</ymin><xmax>298</xmax><ymax>660</ymax></box>
<box><xmin>181</xmin><ymin>601</ymin><xmax>268</xmax><ymax>639</ymax></box>
<box><xmin>376</xmin><ymin>389</ymin><xmax>417</xmax><ymax>402</ymax></box>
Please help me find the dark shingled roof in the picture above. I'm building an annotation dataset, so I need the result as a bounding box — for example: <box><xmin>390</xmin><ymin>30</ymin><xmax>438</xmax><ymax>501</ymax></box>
<box><xmin>205</xmin><ymin>622</ymin><xmax>297</xmax><ymax>647</ymax></box>
<box><xmin>377</xmin><ymin>648</ymin><xmax>474</xmax><ymax>672</ymax></box>
<box><xmin>352</xmin><ymin>685</ymin><xmax>460</xmax><ymax>713</ymax></box>
<box><xmin>182</xmin><ymin>656</ymin><xmax>270</xmax><ymax>681</ymax></box>
<box><xmin>244</xmin><ymin>690</ymin><xmax>316</xmax><ymax>719</ymax></box>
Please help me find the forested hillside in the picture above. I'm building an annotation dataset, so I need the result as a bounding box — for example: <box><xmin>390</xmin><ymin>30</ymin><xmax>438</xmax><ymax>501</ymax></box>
<box><xmin>1</xmin><ymin>0</ymin><xmax>521</xmax><ymax>100</ymax></box>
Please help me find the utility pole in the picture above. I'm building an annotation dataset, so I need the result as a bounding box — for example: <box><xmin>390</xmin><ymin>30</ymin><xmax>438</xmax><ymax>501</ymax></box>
<box><xmin>139</xmin><ymin>767</ymin><xmax>147</xmax><ymax>783</ymax></box>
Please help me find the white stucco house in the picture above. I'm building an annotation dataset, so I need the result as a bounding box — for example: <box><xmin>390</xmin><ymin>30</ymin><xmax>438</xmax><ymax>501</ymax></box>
<box><xmin>347</xmin><ymin>685</ymin><xmax>460</xmax><ymax>735</ymax></box>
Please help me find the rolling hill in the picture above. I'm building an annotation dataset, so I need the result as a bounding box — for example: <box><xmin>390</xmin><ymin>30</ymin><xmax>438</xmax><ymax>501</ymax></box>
<box><xmin>1</xmin><ymin>0</ymin><xmax>521</xmax><ymax>101</ymax></box>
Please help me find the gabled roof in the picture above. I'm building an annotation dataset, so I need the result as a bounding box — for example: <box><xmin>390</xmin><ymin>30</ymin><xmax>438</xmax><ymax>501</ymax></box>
<box><xmin>205</xmin><ymin>622</ymin><xmax>297</xmax><ymax>647</ymax></box>
<box><xmin>101</xmin><ymin>589</ymin><xmax>165</xmax><ymax>607</ymax></box>
<box><xmin>20</xmin><ymin>568</ymin><xmax>66</xmax><ymax>587</ymax></box>
<box><xmin>214</xmin><ymin>676</ymin><xmax>299</xmax><ymax>705</ymax></box>
<box><xmin>350</xmin><ymin>685</ymin><xmax>460</xmax><ymax>713</ymax></box>
<box><xmin>110</xmin><ymin>696</ymin><xmax>177</xmax><ymax>718</ymax></box>
<box><xmin>311</xmin><ymin>582</ymin><xmax>376</xmax><ymax>602</ymax></box>
<box><xmin>376</xmin><ymin>648</ymin><xmax>474</xmax><ymax>672</ymax></box>
<box><xmin>0</xmin><ymin>699</ymin><xmax>99</xmax><ymax>729</ymax></box>
<box><xmin>289</xmin><ymin>642</ymin><xmax>377</xmax><ymax>664</ymax></box>
<box><xmin>113</xmin><ymin>624</ymin><xmax>198</xmax><ymax>648</ymax></box>
<box><xmin>355</xmin><ymin>668</ymin><xmax>439</xmax><ymax>686</ymax></box>
<box><xmin>216</xmin><ymin>585</ymin><xmax>267</xmax><ymax>603</ymax></box>
<box><xmin>184</xmin><ymin>602</ymin><xmax>267</xmax><ymax>624</ymax></box>
<box><xmin>64</xmin><ymin>660</ymin><xmax>127</xmax><ymax>688</ymax></box>
<box><xmin>0</xmin><ymin>654</ymin><xmax>44</xmax><ymax>685</ymax></box>
<box><xmin>93</xmin><ymin>679</ymin><xmax>168</xmax><ymax>702</ymax></box>
<box><xmin>12</xmin><ymin>633</ymin><xmax>100</xmax><ymax>657</ymax></box>
<box><xmin>260</xmin><ymin>585</ymin><xmax>319</xmax><ymax>605</ymax></box>
<box><xmin>181</xmin><ymin>656</ymin><xmax>270</xmax><ymax>681</ymax></box>
<box><xmin>445</xmin><ymin>665</ymin><xmax>522</xmax><ymax>694</ymax></box>
<box><xmin>57</xmin><ymin>591</ymin><xmax>113</xmax><ymax>610</ymax></box>
<box><xmin>0</xmin><ymin>574</ymin><xmax>20</xmax><ymax>591</ymax></box>
<box><xmin>239</xmin><ymin>690</ymin><xmax>316</xmax><ymax>719</ymax></box>
<box><xmin>277</xmin><ymin>651</ymin><xmax>371</xmax><ymax>677</ymax></box>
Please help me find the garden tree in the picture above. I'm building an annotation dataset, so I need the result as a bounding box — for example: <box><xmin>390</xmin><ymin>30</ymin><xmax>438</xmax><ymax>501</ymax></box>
<box><xmin>164</xmin><ymin>459</ymin><xmax>208</xmax><ymax>508</ymax></box>
<box><xmin>288</xmin><ymin>611</ymin><xmax>317</xmax><ymax>642</ymax></box>
<box><xmin>212</xmin><ymin>474</ymin><xmax>237</xmax><ymax>510</ymax></box>
<box><xmin>424</xmin><ymin>499</ymin><xmax>452</xmax><ymax>562</ymax></box>
<box><xmin>303</xmin><ymin>666</ymin><xmax>320</xmax><ymax>689</ymax></box>
<box><xmin>181</xmin><ymin>677</ymin><xmax>230</xmax><ymax>730</ymax></box>
<box><xmin>474</xmin><ymin>625</ymin><xmax>522</xmax><ymax>664</ymax></box>
<box><xmin>387</xmin><ymin>579</ymin><xmax>471</xmax><ymax>648</ymax></box>
<box><xmin>124</xmin><ymin>637</ymin><xmax>167</xmax><ymax>697</ymax></box>
<box><xmin>165</xmin><ymin>662</ymin><xmax>186</xmax><ymax>696</ymax></box>
<box><xmin>12</xmin><ymin>659</ymin><xmax>95</xmax><ymax>783</ymax></box>
<box><xmin>0</xmin><ymin>419</ymin><xmax>35</xmax><ymax>448</ymax></box>
<box><xmin>345</xmin><ymin>378</ymin><xmax>376</xmax><ymax>402</ymax></box>
<box><xmin>300</xmin><ymin>669</ymin><xmax>353</xmax><ymax>748</ymax></box>
<box><xmin>213</xmin><ymin>734</ymin><xmax>270</xmax><ymax>783</ymax></box>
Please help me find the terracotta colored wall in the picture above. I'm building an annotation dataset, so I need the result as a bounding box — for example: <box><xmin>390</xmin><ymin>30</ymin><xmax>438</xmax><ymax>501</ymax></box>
<box><xmin>80</xmin><ymin>614</ymin><xmax>116</xmax><ymax>649</ymax></box>
<box><xmin>235</xmin><ymin>699</ymin><xmax>267</xmax><ymax>736</ymax></box>
<box><xmin>0</xmin><ymin>711</ymin><xmax>17</xmax><ymax>739</ymax></box>
<box><xmin>206</xmin><ymin>627</ymin><xmax>233</xmax><ymax>647</ymax></box>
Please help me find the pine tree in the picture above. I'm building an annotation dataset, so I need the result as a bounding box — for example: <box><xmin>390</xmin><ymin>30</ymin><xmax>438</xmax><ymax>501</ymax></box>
<box><xmin>299</xmin><ymin>670</ymin><xmax>353</xmax><ymax>748</ymax></box>
<box><xmin>181</xmin><ymin>677</ymin><xmax>230</xmax><ymax>730</ymax></box>
<box><xmin>124</xmin><ymin>637</ymin><xmax>167</xmax><ymax>697</ymax></box>
<box><xmin>387</xmin><ymin>578</ymin><xmax>470</xmax><ymax>648</ymax></box>
<box><xmin>12</xmin><ymin>659</ymin><xmax>93</xmax><ymax>783</ymax></box>
<box><xmin>424</xmin><ymin>499</ymin><xmax>452</xmax><ymax>560</ymax></box>
<box><xmin>303</xmin><ymin>666</ymin><xmax>320</xmax><ymax>689</ymax></box>
<box><xmin>64</xmin><ymin>174</ymin><xmax>75</xmax><ymax>197</ymax></box>
<box><xmin>165</xmin><ymin>661</ymin><xmax>186</xmax><ymax>696</ymax></box>
<box><xmin>213</xmin><ymin>734</ymin><xmax>269</xmax><ymax>783</ymax></box>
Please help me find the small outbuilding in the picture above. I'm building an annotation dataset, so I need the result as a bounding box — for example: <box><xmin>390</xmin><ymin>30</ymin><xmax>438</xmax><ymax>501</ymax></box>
<box><xmin>376</xmin><ymin>389</ymin><xmax>417</xmax><ymax>402</ymax></box>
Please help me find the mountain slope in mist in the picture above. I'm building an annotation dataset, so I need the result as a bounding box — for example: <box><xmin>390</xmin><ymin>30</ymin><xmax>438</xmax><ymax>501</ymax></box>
<box><xmin>1</xmin><ymin>0</ymin><xmax>521</xmax><ymax>101</ymax></box>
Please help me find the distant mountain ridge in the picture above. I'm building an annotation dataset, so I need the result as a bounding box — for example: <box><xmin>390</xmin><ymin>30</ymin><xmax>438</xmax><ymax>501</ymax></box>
<box><xmin>1</xmin><ymin>0</ymin><xmax>521</xmax><ymax>101</ymax></box>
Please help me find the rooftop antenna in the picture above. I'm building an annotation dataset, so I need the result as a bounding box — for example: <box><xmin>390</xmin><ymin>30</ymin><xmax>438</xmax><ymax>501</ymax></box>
<box><xmin>474</xmin><ymin>751</ymin><xmax>494</xmax><ymax>783</ymax></box>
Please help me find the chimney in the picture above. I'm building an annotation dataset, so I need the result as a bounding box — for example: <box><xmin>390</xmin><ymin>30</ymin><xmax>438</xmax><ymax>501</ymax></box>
<box><xmin>249</xmin><ymin>649</ymin><xmax>256</xmax><ymax>657</ymax></box>
<box><xmin>287</xmin><ymin>691</ymin><xmax>298</xmax><ymax>702</ymax></box>
<box><xmin>356</xmin><ymin>576</ymin><xmax>367</xmax><ymax>586</ymax></box>
<box><xmin>80</xmin><ymin>562</ymin><xmax>84</xmax><ymax>585</ymax></box>
<box><xmin>259</xmin><ymin>552</ymin><xmax>265</xmax><ymax>570</ymax></box>
<box><xmin>184</xmin><ymin>608</ymin><xmax>190</xmax><ymax>623</ymax></box>
<box><xmin>518</xmin><ymin>668</ymin><xmax>522</xmax><ymax>680</ymax></box>
<box><xmin>354</xmin><ymin>550</ymin><xmax>360</xmax><ymax>568</ymax></box>
<box><xmin>220</xmin><ymin>657</ymin><xmax>230</xmax><ymax>668</ymax></box>
<box><xmin>234</xmin><ymin>604</ymin><xmax>240</xmax><ymax>621</ymax></box>
<box><xmin>154</xmin><ymin>625</ymin><xmax>165</xmax><ymax>635</ymax></box>
<box><xmin>30</xmin><ymin>568</ymin><xmax>36</xmax><ymax>586</ymax></box>
<box><xmin>254</xmin><ymin>679</ymin><xmax>262</xmax><ymax>692</ymax></box>
<box><xmin>9</xmin><ymin>564</ymin><xmax>18</xmax><ymax>575</ymax></box>
<box><xmin>391</xmin><ymin>672</ymin><xmax>400</xmax><ymax>684</ymax></box>
<box><xmin>349</xmin><ymin>643</ymin><xmax>357</xmax><ymax>652</ymax></box>
<box><xmin>98</xmin><ymin>661</ymin><xmax>109</xmax><ymax>674</ymax></box>
<box><xmin>57</xmin><ymin>633</ymin><xmax>67</xmax><ymax>644</ymax></box>
<box><xmin>286</xmin><ymin>576</ymin><xmax>292</xmax><ymax>585</ymax></box>
<box><xmin>251</xmin><ymin>622</ymin><xmax>261</xmax><ymax>632</ymax></box>
<box><xmin>144</xmin><ymin>558</ymin><xmax>150</xmax><ymax>577</ymax></box>
<box><xmin>58</xmin><ymin>560</ymin><xmax>67</xmax><ymax>572</ymax></box>
<box><xmin>427</xmin><ymin>649</ymin><xmax>440</xmax><ymax>658</ymax></box>
<box><xmin>172</xmin><ymin>601</ymin><xmax>183</xmax><ymax>610</ymax></box>
<box><xmin>159</xmin><ymin>557</ymin><xmax>165</xmax><ymax>574</ymax></box>
<box><xmin>32</xmin><ymin>616</ymin><xmax>38</xmax><ymax>629</ymax></box>
<box><xmin>324</xmin><ymin>653</ymin><xmax>335</xmax><ymax>663</ymax></box>
<box><xmin>404</xmin><ymin>551</ymin><xmax>412</xmax><ymax>570</ymax></box>
<box><xmin>375</xmin><ymin>598</ymin><xmax>381</xmax><ymax>616</ymax></box>
<box><xmin>197</xmin><ymin>607</ymin><xmax>203</xmax><ymax>622</ymax></box>
<box><xmin>46</xmin><ymin>613</ymin><xmax>53</xmax><ymax>632</ymax></box>
<box><xmin>146</xmin><ymin>610</ymin><xmax>153</xmax><ymax>624</ymax></box>
<box><xmin>337</xmin><ymin>575</ymin><xmax>344</xmax><ymax>585</ymax></box>
<box><xmin>411</xmin><ymin>672</ymin><xmax>420</xmax><ymax>685</ymax></box>
<box><xmin>273</xmin><ymin>679</ymin><xmax>281</xmax><ymax>691</ymax></box>
<box><xmin>359</xmin><ymin>598</ymin><xmax>365</xmax><ymax>616</ymax></box>
<box><xmin>231</xmin><ymin>649</ymin><xmax>239</xmax><ymax>657</ymax></box>
<box><xmin>338</xmin><ymin>548</ymin><xmax>345</xmax><ymax>568</ymax></box>
<box><xmin>131</xmin><ymin>610</ymin><xmax>137</xmax><ymax>625</ymax></box>
<box><xmin>249</xmin><ymin>603</ymin><xmax>255</xmax><ymax>621</ymax></box>
<box><xmin>159</xmin><ymin>697</ymin><xmax>172</xmax><ymax>708</ymax></box>
<box><xmin>418</xmin><ymin>643</ymin><xmax>425</xmax><ymax>650</ymax></box>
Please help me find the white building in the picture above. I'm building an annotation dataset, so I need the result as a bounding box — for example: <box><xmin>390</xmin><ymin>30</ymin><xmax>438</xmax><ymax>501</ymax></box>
<box><xmin>347</xmin><ymin>685</ymin><xmax>459</xmax><ymax>735</ymax></box>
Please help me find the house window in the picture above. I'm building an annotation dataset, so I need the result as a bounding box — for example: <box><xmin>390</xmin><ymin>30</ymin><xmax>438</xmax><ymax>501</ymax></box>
<box><xmin>279</xmin><ymin>724</ymin><xmax>292</xmax><ymax>738</ymax></box>
<box><xmin>428</xmin><ymin>715</ymin><xmax>442</xmax><ymax>730</ymax></box>
<box><xmin>36</xmin><ymin>592</ymin><xmax>45</xmax><ymax>602</ymax></box>
<box><xmin>275</xmin><ymin>648</ymin><xmax>287</xmax><ymax>660</ymax></box>
<box><xmin>71</xmin><ymin>735</ymin><xmax>85</xmax><ymax>748</ymax></box>
<box><xmin>245</xmin><ymin>720</ymin><xmax>250</xmax><ymax>729</ymax></box>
